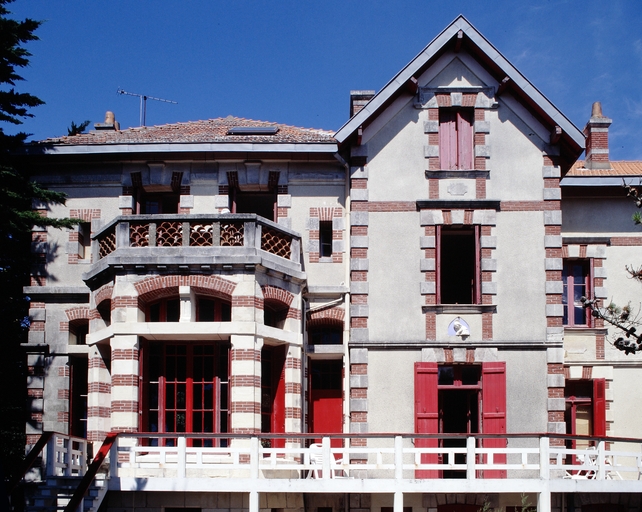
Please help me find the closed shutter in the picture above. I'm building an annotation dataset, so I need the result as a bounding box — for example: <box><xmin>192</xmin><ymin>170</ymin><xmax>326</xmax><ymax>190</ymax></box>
<box><xmin>457</xmin><ymin>110</ymin><xmax>473</xmax><ymax>169</ymax></box>
<box><xmin>593</xmin><ymin>378</ymin><xmax>606</xmax><ymax>437</ymax></box>
<box><xmin>439</xmin><ymin>110</ymin><xmax>458</xmax><ymax>169</ymax></box>
<box><xmin>482</xmin><ymin>361</ymin><xmax>507</xmax><ymax>478</ymax></box>
<box><xmin>415</xmin><ymin>362</ymin><xmax>439</xmax><ymax>478</ymax></box>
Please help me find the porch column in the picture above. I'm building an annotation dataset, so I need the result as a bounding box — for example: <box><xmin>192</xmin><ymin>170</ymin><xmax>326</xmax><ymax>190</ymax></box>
<box><xmin>285</xmin><ymin>343</ymin><xmax>302</xmax><ymax>452</ymax></box>
<box><xmin>230</xmin><ymin>334</ymin><xmax>262</xmax><ymax>434</ymax></box>
<box><xmin>537</xmin><ymin>490</ymin><xmax>551</xmax><ymax>512</ymax></box>
<box><xmin>110</xmin><ymin>334</ymin><xmax>139</xmax><ymax>433</ymax></box>
<box><xmin>86</xmin><ymin>345</ymin><xmax>111</xmax><ymax>443</ymax></box>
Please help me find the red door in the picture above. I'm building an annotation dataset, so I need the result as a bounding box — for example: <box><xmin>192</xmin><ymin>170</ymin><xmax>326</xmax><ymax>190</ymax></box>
<box><xmin>481</xmin><ymin>362</ymin><xmax>507</xmax><ymax>478</ymax></box>
<box><xmin>415</xmin><ymin>362</ymin><xmax>439</xmax><ymax>478</ymax></box>
<box><xmin>261</xmin><ymin>345</ymin><xmax>286</xmax><ymax>448</ymax></box>
<box><xmin>309</xmin><ymin>360</ymin><xmax>343</xmax><ymax>448</ymax></box>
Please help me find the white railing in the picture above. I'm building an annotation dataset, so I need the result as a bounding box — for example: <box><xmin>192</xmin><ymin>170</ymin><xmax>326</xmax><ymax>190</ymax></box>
<box><xmin>107</xmin><ymin>433</ymin><xmax>642</xmax><ymax>482</ymax></box>
<box><xmin>45</xmin><ymin>433</ymin><xmax>88</xmax><ymax>477</ymax></box>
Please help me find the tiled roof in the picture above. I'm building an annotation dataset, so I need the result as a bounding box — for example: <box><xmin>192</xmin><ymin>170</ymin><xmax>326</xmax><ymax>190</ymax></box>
<box><xmin>568</xmin><ymin>160</ymin><xmax>642</xmax><ymax>176</ymax></box>
<box><xmin>39</xmin><ymin>116</ymin><xmax>336</xmax><ymax>145</ymax></box>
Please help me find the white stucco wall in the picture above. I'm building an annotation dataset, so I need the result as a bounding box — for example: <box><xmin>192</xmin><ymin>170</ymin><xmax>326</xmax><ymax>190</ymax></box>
<box><xmin>368</xmin><ymin>211</ymin><xmax>426</xmax><ymax>342</ymax></box>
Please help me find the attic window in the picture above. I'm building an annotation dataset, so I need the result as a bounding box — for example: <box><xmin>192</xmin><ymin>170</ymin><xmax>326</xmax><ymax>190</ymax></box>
<box><xmin>227</xmin><ymin>126</ymin><xmax>279</xmax><ymax>135</ymax></box>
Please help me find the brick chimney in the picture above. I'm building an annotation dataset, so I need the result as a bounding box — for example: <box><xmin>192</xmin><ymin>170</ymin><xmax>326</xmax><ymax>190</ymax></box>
<box><xmin>583</xmin><ymin>101</ymin><xmax>612</xmax><ymax>169</ymax></box>
<box><xmin>350</xmin><ymin>90</ymin><xmax>375</xmax><ymax>118</ymax></box>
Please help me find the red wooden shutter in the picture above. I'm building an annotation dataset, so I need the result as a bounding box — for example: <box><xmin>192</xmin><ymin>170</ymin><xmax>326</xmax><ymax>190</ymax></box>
<box><xmin>440</xmin><ymin>110</ymin><xmax>458</xmax><ymax>169</ymax></box>
<box><xmin>593</xmin><ymin>378</ymin><xmax>606</xmax><ymax>437</ymax></box>
<box><xmin>415</xmin><ymin>362</ymin><xmax>439</xmax><ymax>478</ymax></box>
<box><xmin>271</xmin><ymin>346</ymin><xmax>287</xmax><ymax>448</ymax></box>
<box><xmin>474</xmin><ymin>225</ymin><xmax>481</xmax><ymax>304</ymax></box>
<box><xmin>436</xmin><ymin>225</ymin><xmax>442</xmax><ymax>304</ymax></box>
<box><xmin>457</xmin><ymin>110</ymin><xmax>473</xmax><ymax>169</ymax></box>
<box><xmin>482</xmin><ymin>362</ymin><xmax>507</xmax><ymax>478</ymax></box>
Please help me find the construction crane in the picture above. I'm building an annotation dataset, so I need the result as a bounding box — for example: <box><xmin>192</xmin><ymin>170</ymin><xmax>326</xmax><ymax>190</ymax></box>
<box><xmin>117</xmin><ymin>88</ymin><xmax>177</xmax><ymax>127</ymax></box>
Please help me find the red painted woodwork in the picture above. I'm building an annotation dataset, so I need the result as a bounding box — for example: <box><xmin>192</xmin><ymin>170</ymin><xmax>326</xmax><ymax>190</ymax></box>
<box><xmin>439</xmin><ymin>109</ymin><xmax>473</xmax><ymax>170</ymax></box>
<box><xmin>481</xmin><ymin>362</ymin><xmax>507</xmax><ymax>478</ymax></box>
<box><xmin>440</xmin><ymin>110</ymin><xmax>458</xmax><ymax>170</ymax></box>
<box><xmin>414</xmin><ymin>362</ymin><xmax>439</xmax><ymax>478</ymax></box>
<box><xmin>309</xmin><ymin>360</ymin><xmax>343</xmax><ymax>448</ymax></box>
<box><xmin>310</xmin><ymin>390</ymin><xmax>343</xmax><ymax>447</ymax></box>
<box><xmin>262</xmin><ymin>345</ymin><xmax>286</xmax><ymax>448</ymax></box>
<box><xmin>474</xmin><ymin>225</ymin><xmax>481</xmax><ymax>304</ymax></box>
<box><xmin>593</xmin><ymin>378</ymin><xmax>606</xmax><ymax>437</ymax></box>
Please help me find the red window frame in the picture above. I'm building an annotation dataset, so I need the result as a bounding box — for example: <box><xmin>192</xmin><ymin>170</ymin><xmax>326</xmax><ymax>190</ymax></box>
<box><xmin>415</xmin><ymin>362</ymin><xmax>506</xmax><ymax>479</ymax></box>
<box><xmin>562</xmin><ymin>259</ymin><xmax>592</xmax><ymax>327</ymax></box>
<box><xmin>436</xmin><ymin>225</ymin><xmax>481</xmax><ymax>305</ymax></box>
<box><xmin>140</xmin><ymin>341</ymin><xmax>230</xmax><ymax>447</ymax></box>
<box><xmin>439</xmin><ymin>108</ymin><xmax>473</xmax><ymax>170</ymax></box>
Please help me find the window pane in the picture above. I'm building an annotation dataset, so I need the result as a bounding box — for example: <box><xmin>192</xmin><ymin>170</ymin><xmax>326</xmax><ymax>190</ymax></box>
<box><xmin>438</xmin><ymin>366</ymin><xmax>454</xmax><ymax>385</ymax></box>
<box><xmin>166</xmin><ymin>299</ymin><xmax>180</xmax><ymax>322</ymax></box>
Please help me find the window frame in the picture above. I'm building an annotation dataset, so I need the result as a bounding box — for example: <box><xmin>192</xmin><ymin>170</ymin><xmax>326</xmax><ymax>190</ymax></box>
<box><xmin>319</xmin><ymin>220</ymin><xmax>333</xmax><ymax>258</ymax></box>
<box><xmin>439</xmin><ymin>107</ymin><xmax>474</xmax><ymax>170</ymax></box>
<box><xmin>562</xmin><ymin>259</ymin><xmax>592</xmax><ymax>327</ymax></box>
<box><xmin>436</xmin><ymin>225</ymin><xmax>481</xmax><ymax>305</ymax></box>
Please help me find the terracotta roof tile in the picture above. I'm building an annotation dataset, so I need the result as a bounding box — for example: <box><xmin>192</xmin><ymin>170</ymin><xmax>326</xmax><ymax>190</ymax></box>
<box><xmin>568</xmin><ymin>160</ymin><xmax>642</xmax><ymax>176</ymax></box>
<box><xmin>39</xmin><ymin>116</ymin><xmax>336</xmax><ymax>145</ymax></box>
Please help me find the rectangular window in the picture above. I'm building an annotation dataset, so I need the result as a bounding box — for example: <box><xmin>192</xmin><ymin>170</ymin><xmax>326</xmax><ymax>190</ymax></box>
<box><xmin>565</xmin><ymin>379</ymin><xmax>606</xmax><ymax>452</ymax></box>
<box><xmin>439</xmin><ymin>108</ymin><xmax>473</xmax><ymax>170</ymax></box>
<box><xmin>138</xmin><ymin>192</ymin><xmax>179</xmax><ymax>214</ymax></box>
<box><xmin>77</xmin><ymin>222</ymin><xmax>91</xmax><ymax>260</ymax></box>
<box><xmin>319</xmin><ymin>221</ymin><xmax>333</xmax><ymax>257</ymax></box>
<box><xmin>437</xmin><ymin>225</ymin><xmax>480</xmax><ymax>304</ymax></box>
<box><xmin>232</xmin><ymin>190</ymin><xmax>276</xmax><ymax>221</ymax></box>
<box><xmin>562</xmin><ymin>260</ymin><xmax>591</xmax><ymax>327</ymax></box>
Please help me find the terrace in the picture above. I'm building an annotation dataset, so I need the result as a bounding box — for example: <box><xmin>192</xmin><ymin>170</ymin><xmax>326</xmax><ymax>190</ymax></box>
<box><xmin>25</xmin><ymin>432</ymin><xmax>642</xmax><ymax>512</ymax></box>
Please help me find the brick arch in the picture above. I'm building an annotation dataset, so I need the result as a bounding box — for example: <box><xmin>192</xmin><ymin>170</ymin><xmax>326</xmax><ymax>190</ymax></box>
<box><xmin>94</xmin><ymin>284</ymin><xmax>113</xmax><ymax>308</ymax></box>
<box><xmin>307</xmin><ymin>306</ymin><xmax>345</xmax><ymax>329</ymax></box>
<box><xmin>65</xmin><ymin>306</ymin><xmax>92</xmax><ymax>322</ymax></box>
<box><xmin>135</xmin><ymin>275</ymin><xmax>237</xmax><ymax>306</ymax></box>
<box><xmin>261</xmin><ymin>285</ymin><xmax>294</xmax><ymax>307</ymax></box>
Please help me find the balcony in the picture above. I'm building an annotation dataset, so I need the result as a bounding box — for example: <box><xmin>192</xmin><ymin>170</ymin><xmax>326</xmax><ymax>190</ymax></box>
<box><xmin>35</xmin><ymin>433</ymin><xmax>642</xmax><ymax>494</ymax></box>
<box><xmin>85</xmin><ymin>214</ymin><xmax>304</xmax><ymax>282</ymax></box>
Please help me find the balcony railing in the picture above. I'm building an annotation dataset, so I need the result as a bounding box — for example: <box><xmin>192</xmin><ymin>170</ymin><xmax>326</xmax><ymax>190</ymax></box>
<box><xmin>91</xmin><ymin>214</ymin><xmax>301</xmax><ymax>267</ymax></box>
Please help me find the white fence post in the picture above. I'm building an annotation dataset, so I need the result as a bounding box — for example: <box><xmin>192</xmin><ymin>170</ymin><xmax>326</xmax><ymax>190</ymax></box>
<box><xmin>466</xmin><ymin>436</ymin><xmax>476</xmax><ymax>480</ymax></box>
<box><xmin>177</xmin><ymin>436</ymin><xmax>186</xmax><ymax>479</ymax></box>
<box><xmin>394</xmin><ymin>436</ymin><xmax>403</xmax><ymax>480</ymax></box>
<box><xmin>596</xmin><ymin>440</ymin><xmax>605</xmax><ymax>480</ymax></box>
<box><xmin>250</xmin><ymin>437</ymin><xmax>260</xmax><ymax>480</ymax></box>
<box><xmin>322</xmin><ymin>437</ymin><xmax>331</xmax><ymax>479</ymax></box>
<box><xmin>109</xmin><ymin>436</ymin><xmax>119</xmax><ymax>478</ymax></box>
<box><xmin>539</xmin><ymin>437</ymin><xmax>550</xmax><ymax>480</ymax></box>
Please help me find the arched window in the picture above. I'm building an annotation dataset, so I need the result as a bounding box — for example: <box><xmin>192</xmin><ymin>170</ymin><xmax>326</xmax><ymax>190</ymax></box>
<box><xmin>196</xmin><ymin>296</ymin><xmax>231</xmax><ymax>322</ymax></box>
<box><xmin>69</xmin><ymin>319</ymin><xmax>89</xmax><ymax>345</ymax></box>
<box><xmin>147</xmin><ymin>297</ymin><xmax>180</xmax><ymax>322</ymax></box>
<box><xmin>264</xmin><ymin>300</ymin><xmax>288</xmax><ymax>329</ymax></box>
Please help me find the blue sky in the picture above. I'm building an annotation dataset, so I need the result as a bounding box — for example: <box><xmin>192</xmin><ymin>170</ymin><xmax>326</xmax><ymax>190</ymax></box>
<box><xmin>6</xmin><ymin>0</ymin><xmax>642</xmax><ymax>160</ymax></box>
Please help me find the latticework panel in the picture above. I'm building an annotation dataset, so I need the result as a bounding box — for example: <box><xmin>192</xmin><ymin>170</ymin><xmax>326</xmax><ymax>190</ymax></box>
<box><xmin>130</xmin><ymin>224</ymin><xmax>149</xmax><ymax>247</ymax></box>
<box><xmin>98</xmin><ymin>228</ymin><xmax>116</xmax><ymax>258</ymax></box>
<box><xmin>156</xmin><ymin>221</ymin><xmax>183</xmax><ymax>247</ymax></box>
<box><xmin>190</xmin><ymin>223</ymin><xmax>214</xmax><ymax>246</ymax></box>
<box><xmin>261</xmin><ymin>227</ymin><xmax>291</xmax><ymax>259</ymax></box>
<box><xmin>220</xmin><ymin>223</ymin><xmax>244</xmax><ymax>246</ymax></box>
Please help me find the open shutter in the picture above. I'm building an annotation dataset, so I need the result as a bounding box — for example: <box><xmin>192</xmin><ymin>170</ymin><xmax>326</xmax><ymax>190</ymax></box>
<box><xmin>457</xmin><ymin>110</ymin><xmax>473</xmax><ymax>170</ymax></box>
<box><xmin>439</xmin><ymin>110</ymin><xmax>458</xmax><ymax>170</ymax></box>
<box><xmin>482</xmin><ymin>362</ymin><xmax>507</xmax><ymax>478</ymax></box>
<box><xmin>593</xmin><ymin>378</ymin><xmax>606</xmax><ymax>437</ymax></box>
<box><xmin>415</xmin><ymin>362</ymin><xmax>439</xmax><ymax>478</ymax></box>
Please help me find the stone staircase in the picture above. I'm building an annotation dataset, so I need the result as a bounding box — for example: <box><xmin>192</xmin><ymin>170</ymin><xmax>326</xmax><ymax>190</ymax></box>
<box><xmin>25</xmin><ymin>474</ymin><xmax>108</xmax><ymax>512</ymax></box>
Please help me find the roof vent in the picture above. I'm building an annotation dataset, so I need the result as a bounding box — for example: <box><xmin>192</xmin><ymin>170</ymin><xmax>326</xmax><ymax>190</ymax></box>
<box><xmin>227</xmin><ymin>126</ymin><xmax>279</xmax><ymax>135</ymax></box>
<box><xmin>94</xmin><ymin>111</ymin><xmax>120</xmax><ymax>131</ymax></box>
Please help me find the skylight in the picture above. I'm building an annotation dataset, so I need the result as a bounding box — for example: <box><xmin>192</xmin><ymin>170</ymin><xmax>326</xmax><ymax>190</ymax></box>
<box><xmin>227</xmin><ymin>126</ymin><xmax>279</xmax><ymax>135</ymax></box>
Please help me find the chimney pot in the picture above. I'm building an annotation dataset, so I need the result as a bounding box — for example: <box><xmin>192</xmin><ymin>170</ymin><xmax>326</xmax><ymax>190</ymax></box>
<box><xmin>94</xmin><ymin>111</ymin><xmax>120</xmax><ymax>131</ymax></box>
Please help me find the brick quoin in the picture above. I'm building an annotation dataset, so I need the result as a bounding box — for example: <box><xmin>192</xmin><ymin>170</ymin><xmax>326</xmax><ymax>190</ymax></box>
<box><xmin>112</xmin><ymin>349</ymin><xmax>139</xmax><ymax>360</ymax></box>
<box><xmin>429</xmin><ymin>179</ymin><xmax>439</xmax><ymax>199</ymax></box>
<box><xmin>351</xmin><ymin>225</ymin><xmax>368</xmax><ymax>236</ymax></box>
<box><xmin>111</xmin><ymin>401</ymin><xmax>138</xmax><ymax>413</ymax></box>
<box><xmin>88</xmin><ymin>382</ymin><xmax>111</xmax><ymax>393</ymax></box>
<box><xmin>476</xmin><ymin>178</ymin><xmax>486</xmax><ymax>199</ymax></box>
<box><xmin>425</xmin><ymin>313</ymin><xmax>436</xmax><ymax>339</ymax></box>
<box><xmin>229</xmin><ymin>375</ymin><xmax>261</xmax><ymax>387</ymax></box>
<box><xmin>112</xmin><ymin>375</ymin><xmax>138</xmax><ymax>386</ymax></box>
<box><xmin>482</xmin><ymin>312</ymin><xmax>493</xmax><ymax>340</ymax></box>
<box><xmin>350</xmin><ymin>364</ymin><xmax>367</xmax><ymax>376</ymax></box>
<box><xmin>285</xmin><ymin>358</ymin><xmax>301</xmax><ymax>369</ymax></box>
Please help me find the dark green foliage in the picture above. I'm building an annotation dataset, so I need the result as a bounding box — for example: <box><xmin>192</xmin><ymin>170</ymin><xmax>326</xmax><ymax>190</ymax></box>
<box><xmin>0</xmin><ymin>0</ymin><xmax>77</xmax><ymax>481</ymax></box>
<box><xmin>67</xmin><ymin>119</ymin><xmax>90</xmax><ymax>136</ymax></box>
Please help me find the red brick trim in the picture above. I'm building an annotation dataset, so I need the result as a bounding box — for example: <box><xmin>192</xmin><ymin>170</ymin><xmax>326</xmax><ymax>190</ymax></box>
<box><xmin>611</xmin><ymin>237</ymin><xmax>642</xmax><ymax>246</ymax></box>
<box><xmin>111</xmin><ymin>401</ymin><xmax>138</xmax><ymax>413</ymax></box>
<box><xmin>262</xmin><ymin>285</ymin><xmax>294</xmax><ymax>306</ymax></box>
<box><xmin>94</xmin><ymin>284</ymin><xmax>113</xmax><ymax>306</ymax></box>
<box><xmin>135</xmin><ymin>275</ymin><xmax>237</xmax><ymax>304</ymax></box>
<box><xmin>308</xmin><ymin>306</ymin><xmax>345</xmax><ymax>327</ymax></box>
<box><xmin>231</xmin><ymin>349</ymin><xmax>261</xmax><ymax>361</ymax></box>
<box><xmin>500</xmin><ymin>201</ymin><xmax>560</xmax><ymax>211</ymax></box>
<box><xmin>230</xmin><ymin>402</ymin><xmax>261</xmax><ymax>414</ymax></box>
<box><xmin>232</xmin><ymin>296</ymin><xmax>264</xmax><ymax>310</ymax></box>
